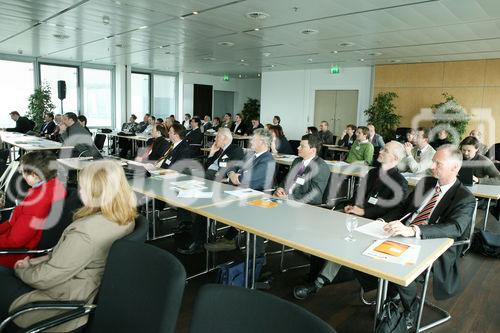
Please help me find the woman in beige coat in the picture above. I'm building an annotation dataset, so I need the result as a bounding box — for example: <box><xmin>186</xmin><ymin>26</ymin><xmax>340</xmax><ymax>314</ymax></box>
<box><xmin>0</xmin><ymin>160</ymin><xmax>137</xmax><ymax>332</ymax></box>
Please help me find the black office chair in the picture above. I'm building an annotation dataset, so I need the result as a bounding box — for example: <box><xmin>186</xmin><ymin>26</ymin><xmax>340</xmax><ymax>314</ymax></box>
<box><xmin>1</xmin><ymin>239</ymin><xmax>186</xmax><ymax>333</ymax></box>
<box><xmin>93</xmin><ymin>133</ymin><xmax>107</xmax><ymax>152</ymax></box>
<box><xmin>190</xmin><ymin>284</ymin><xmax>337</xmax><ymax>333</ymax></box>
<box><xmin>123</xmin><ymin>214</ymin><xmax>148</xmax><ymax>243</ymax></box>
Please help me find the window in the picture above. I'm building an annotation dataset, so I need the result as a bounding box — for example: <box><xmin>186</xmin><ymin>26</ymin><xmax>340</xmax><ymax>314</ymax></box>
<box><xmin>153</xmin><ymin>74</ymin><xmax>176</xmax><ymax>119</ymax></box>
<box><xmin>131</xmin><ymin>73</ymin><xmax>150</xmax><ymax>119</ymax></box>
<box><xmin>40</xmin><ymin>64</ymin><xmax>78</xmax><ymax>114</ymax></box>
<box><xmin>0</xmin><ymin>60</ymin><xmax>34</xmax><ymax>128</ymax></box>
<box><xmin>83</xmin><ymin>68</ymin><xmax>112</xmax><ymax>127</ymax></box>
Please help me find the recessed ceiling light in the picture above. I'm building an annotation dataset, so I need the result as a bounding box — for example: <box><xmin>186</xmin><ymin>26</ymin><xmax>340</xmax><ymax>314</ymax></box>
<box><xmin>332</xmin><ymin>50</ymin><xmax>338</xmax><ymax>54</ymax></box>
<box><xmin>246</xmin><ymin>12</ymin><xmax>270</xmax><ymax>20</ymax></box>
<box><xmin>217</xmin><ymin>41</ymin><xmax>234</xmax><ymax>47</ymax></box>
<box><xmin>53</xmin><ymin>34</ymin><xmax>69</xmax><ymax>40</ymax></box>
<box><xmin>139</xmin><ymin>25</ymin><xmax>148</xmax><ymax>30</ymax></box>
<box><xmin>240</xmin><ymin>59</ymin><xmax>245</xmax><ymax>62</ymax></box>
<box><xmin>300</xmin><ymin>29</ymin><xmax>319</xmax><ymax>35</ymax></box>
<box><xmin>270</xmin><ymin>64</ymin><xmax>276</xmax><ymax>68</ymax></box>
<box><xmin>203</xmin><ymin>57</ymin><xmax>216</xmax><ymax>61</ymax></box>
<box><xmin>307</xmin><ymin>58</ymin><xmax>313</xmax><ymax>63</ymax></box>
<box><xmin>192</xmin><ymin>11</ymin><xmax>199</xmax><ymax>15</ymax></box>
<box><xmin>257</xmin><ymin>73</ymin><xmax>261</xmax><ymax>77</ymax></box>
<box><xmin>359</xmin><ymin>58</ymin><xmax>365</xmax><ymax>62</ymax></box>
<box><xmin>179</xmin><ymin>16</ymin><xmax>185</xmax><ymax>20</ymax></box>
<box><xmin>114</xmin><ymin>0</ymin><xmax>121</xmax><ymax>5</ymax></box>
<box><xmin>367</xmin><ymin>52</ymin><xmax>383</xmax><ymax>56</ymax></box>
<box><xmin>238</xmin><ymin>74</ymin><xmax>242</xmax><ymax>78</ymax></box>
<box><xmin>102</xmin><ymin>15</ymin><xmax>110</xmax><ymax>25</ymax></box>
<box><xmin>338</xmin><ymin>42</ymin><xmax>355</xmax><ymax>47</ymax></box>
<box><xmin>254</xmin><ymin>28</ymin><xmax>260</xmax><ymax>31</ymax></box>
<box><xmin>262</xmin><ymin>52</ymin><xmax>271</xmax><ymax>57</ymax></box>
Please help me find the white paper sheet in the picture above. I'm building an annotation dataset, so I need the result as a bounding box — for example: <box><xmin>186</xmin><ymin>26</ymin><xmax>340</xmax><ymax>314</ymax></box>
<box><xmin>177</xmin><ymin>190</ymin><xmax>213</xmax><ymax>198</ymax></box>
<box><xmin>355</xmin><ymin>220</ymin><xmax>391</xmax><ymax>239</ymax></box>
<box><xmin>363</xmin><ymin>239</ymin><xmax>421</xmax><ymax>265</ymax></box>
<box><xmin>224</xmin><ymin>188</ymin><xmax>261</xmax><ymax>198</ymax></box>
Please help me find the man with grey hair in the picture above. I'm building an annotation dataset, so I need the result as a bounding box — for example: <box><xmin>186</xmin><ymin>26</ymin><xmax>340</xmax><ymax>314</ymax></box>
<box><xmin>355</xmin><ymin>144</ymin><xmax>476</xmax><ymax>330</ymax></box>
<box><xmin>205</xmin><ymin>128</ymin><xmax>276</xmax><ymax>253</ymax></box>
<box><xmin>294</xmin><ymin>140</ymin><xmax>409</xmax><ymax>300</ymax></box>
<box><xmin>177</xmin><ymin>127</ymin><xmax>245</xmax><ymax>255</ymax></box>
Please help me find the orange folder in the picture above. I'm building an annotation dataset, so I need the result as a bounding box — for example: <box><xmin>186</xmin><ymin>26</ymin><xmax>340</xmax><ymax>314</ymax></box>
<box><xmin>247</xmin><ymin>199</ymin><xmax>279</xmax><ymax>208</ymax></box>
<box><xmin>373</xmin><ymin>241</ymin><xmax>409</xmax><ymax>257</ymax></box>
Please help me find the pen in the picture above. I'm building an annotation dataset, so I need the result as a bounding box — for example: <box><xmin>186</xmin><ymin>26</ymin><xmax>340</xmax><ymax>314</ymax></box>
<box><xmin>398</xmin><ymin>212</ymin><xmax>413</xmax><ymax>222</ymax></box>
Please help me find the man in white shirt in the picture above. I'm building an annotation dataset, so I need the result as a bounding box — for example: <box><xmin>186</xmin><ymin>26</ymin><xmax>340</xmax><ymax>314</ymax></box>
<box><xmin>356</xmin><ymin>145</ymin><xmax>476</xmax><ymax>330</ymax></box>
<box><xmin>398</xmin><ymin>127</ymin><xmax>436</xmax><ymax>175</ymax></box>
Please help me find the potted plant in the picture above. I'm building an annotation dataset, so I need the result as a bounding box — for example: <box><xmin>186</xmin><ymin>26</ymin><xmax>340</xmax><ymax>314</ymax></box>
<box><xmin>364</xmin><ymin>91</ymin><xmax>401</xmax><ymax>140</ymax></box>
<box><xmin>27</xmin><ymin>83</ymin><xmax>55</xmax><ymax>131</ymax></box>
<box><xmin>431</xmin><ymin>93</ymin><xmax>470</xmax><ymax>141</ymax></box>
<box><xmin>241</xmin><ymin>98</ymin><xmax>260</xmax><ymax>127</ymax></box>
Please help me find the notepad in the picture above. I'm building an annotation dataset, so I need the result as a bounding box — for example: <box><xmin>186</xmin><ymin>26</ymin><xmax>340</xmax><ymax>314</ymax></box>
<box><xmin>355</xmin><ymin>220</ymin><xmax>390</xmax><ymax>239</ymax></box>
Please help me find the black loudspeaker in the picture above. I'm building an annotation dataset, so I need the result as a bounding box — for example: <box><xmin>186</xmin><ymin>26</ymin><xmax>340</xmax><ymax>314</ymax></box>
<box><xmin>57</xmin><ymin>80</ymin><xmax>66</xmax><ymax>100</ymax></box>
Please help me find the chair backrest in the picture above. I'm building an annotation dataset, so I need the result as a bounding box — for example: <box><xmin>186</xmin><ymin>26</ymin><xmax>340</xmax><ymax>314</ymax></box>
<box><xmin>485</xmin><ymin>143</ymin><xmax>500</xmax><ymax>161</ymax></box>
<box><xmin>190</xmin><ymin>284</ymin><xmax>337</xmax><ymax>333</ymax></box>
<box><xmin>122</xmin><ymin>214</ymin><xmax>147</xmax><ymax>242</ymax></box>
<box><xmin>86</xmin><ymin>240</ymin><xmax>186</xmax><ymax>333</ymax></box>
<box><xmin>94</xmin><ymin>134</ymin><xmax>107</xmax><ymax>151</ymax></box>
<box><xmin>454</xmin><ymin>198</ymin><xmax>478</xmax><ymax>255</ymax></box>
<box><xmin>37</xmin><ymin>187</ymin><xmax>83</xmax><ymax>250</ymax></box>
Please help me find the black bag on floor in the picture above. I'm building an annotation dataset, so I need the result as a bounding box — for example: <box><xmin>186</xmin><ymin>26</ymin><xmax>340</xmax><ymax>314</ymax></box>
<box><xmin>216</xmin><ymin>256</ymin><xmax>264</xmax><ymax>287</ymax></box>
<box><xmin>375</xmin><ymin>300</ymin><xmax>407</xmax><ymax>333</ymax></box>
<box><xmin>472</xmin><ymin>229</ymin><xmax>500</xmax><ymax>258</ymax></box>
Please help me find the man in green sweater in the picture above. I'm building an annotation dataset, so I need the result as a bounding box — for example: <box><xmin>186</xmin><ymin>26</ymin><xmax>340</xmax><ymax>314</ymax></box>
<box><xmin>345</xmin><ymin>126</ymin><xmax>374</xmax><ymax>165</ymax></box>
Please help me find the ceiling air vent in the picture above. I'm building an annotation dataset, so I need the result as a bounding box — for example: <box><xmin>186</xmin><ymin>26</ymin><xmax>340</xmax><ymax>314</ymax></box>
<box><xmin>300</xmin><ymin>29</ymin><xmax>318</xmax><ymax>35</ymax></box>
<box><xmin>246</xmin><ymin>12</ymin><xmax>270</xmax><ymax>20</ymax></box>
<box><xmin>337</xmin><ymin>42</ymin><xmax>354</xmax><ymax>47</ymax></box>
<box><xmin>217</xmin><ymin>41</ymin><xmax>235</xmax><ymax>47</ymax></box>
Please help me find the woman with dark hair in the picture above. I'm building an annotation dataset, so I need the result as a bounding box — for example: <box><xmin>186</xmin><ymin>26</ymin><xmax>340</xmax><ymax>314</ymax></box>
<box><xmin>460</xmin><ymin>136</ymin><xmax>500</xmax><ymax>185</ymax></box>
<box><xmin>77</xmin><ymin>115</ymin><xmax>92</xmax><ymax>135</ymax></box>
<box><xmin>270</xmin><ymin>125</ymin><xmax>294</xmax><ymax>155</ymax></box>
<box><xmin>273</xmin><ymin>115</ymin><xmax>281</xmax><ymax>125</ymax></box>
<box><xmin>0</xmin><ymin>151</ymin><xmax>67</xmax><ymax>267</ymax></box>
<box><xmin>136</xmin><ymin>125</ymin><xmax>170</xmax><ymax>162</ymax></box>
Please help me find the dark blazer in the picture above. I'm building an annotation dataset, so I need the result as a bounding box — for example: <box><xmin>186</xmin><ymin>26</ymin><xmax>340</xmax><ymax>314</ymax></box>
<box><xmin>282</xmin><ymin>156</ymin><xmax>330</xmax><ymax>205</ymax></box>
<box><xmin>145</xmin><ymin>136</ymin><xmax>170</xmax><ymax>161</ymax></box>
<box><xmin>226</xmin><ymin>151</ymin><xmax>276</xmax><ymax>191</ymax></box>
<box><xmin>337</xmin><ymin>134</ymin><xmax>355</xmax><ymax>148</ymax></box>
<box><xmin>247</xmin><ymin>123</ymin><xmax>264</xmax><ymax>136</ymax></box>
<box><xmin>230</xmin><ymin>122</ymin><xmax>247</xmax><ymax>136</ymax></box>
<box><xmin>136</xmin><ymin>121</ymin><xmax>148</xmax><ymax>134</ymax></box>
<box><xmin>276</xmin><ymin>136</ymin><xmax>294</xmax><ymax>155</ymax></box>
<box><xmin>60</xmin><ymin>122</ymin><xmax>100</xmax><ymax>158</ymax></box>
<box><xmin>351</xmin><ymin>167</ymin><xmax>408</xmax><ymax>219</ymax></box>
<box><xmin>185</xmin><ymin>128</ymin><xmax>203</xmax><ymax>145</ymax></box>
<box><xmin>318</xmin><ymin>130</ymin><xmax>335</xmax><ymax>145</ymax></box>
<box><xmin>202</xmin><ymin>122</ymin><xmax>212</xmax><ymax>132</ymax></box>
<box><xmin>383</xmin><ymin>176</ymin><xmax>476</xmax><ymax>299</ymax></box>
<box><xmin>160</xmin><ymin>140</ymin><xmax>192</xmax><ymax>173</ymax></box>
<box><xmin>39</xmin><ymin>121</ymin><xmax>56</xmax><ymax>136</ymax></box>
<box><xmin>6</xmin><ymin>116</ymin><xmax>34</xmax><ymax>133</ymax></box>
<box><xmin>212</xmin><ymin>124</ymin><xmax>220</xmax><ymax>132</ymax></box>
<box><xmin>205</xmin><ymin>144</ymin><xmax>245</xmax><ymax>181</ymax></box>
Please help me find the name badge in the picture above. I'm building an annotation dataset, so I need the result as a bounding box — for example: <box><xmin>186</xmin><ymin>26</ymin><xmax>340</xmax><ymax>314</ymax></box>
<box><xmin>368</xmin><ymin>196</ymin><xmax>378</xmax><ymax>205</ymax></box>
<box><xmin>222</xmin><ymin>155</ymin><xmax>228</xmax><ymax>159</ymax></box>
<box><xmin>219</xmin><ymin>162</ymin><xmax>227</xmax><ymax>167</ymax></box>
<box><xmin>296</xmin><ymin>177</ymin><xmax>305</xmax><ymax>185</ymax></box>
<box><xmin>165</xmin><ymin>159</ymin><xmax>172</xmax><ymax>165</ymax></box>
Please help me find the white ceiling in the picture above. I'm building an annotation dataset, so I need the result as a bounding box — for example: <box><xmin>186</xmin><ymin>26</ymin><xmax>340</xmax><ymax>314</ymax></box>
<box><xmin>2</xmin><ymin>0</ymin><xmax>500</xmax><ymax>77</ymax></box>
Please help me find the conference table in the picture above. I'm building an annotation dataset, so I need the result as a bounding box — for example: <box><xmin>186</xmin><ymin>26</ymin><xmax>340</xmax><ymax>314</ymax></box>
<box><xmin>0</xmin><ymin>131</ymin><xmax>73</xmax><ymax>161</ymax></box>
<box><xmin>92</xmin><ymin>130</ymin><xmax>150</xmax><ymax>156</ymax></box>
<box><xmin>203</xmin><ymin>132</ymin><xmax>251</xmax><ymax>148</ymax></box>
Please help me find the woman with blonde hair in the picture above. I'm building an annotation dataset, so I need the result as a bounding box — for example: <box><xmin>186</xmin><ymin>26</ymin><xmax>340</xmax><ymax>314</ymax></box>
<box><xmin>0</xmin><ymin>160</ymin><xmax>136</xmax><ymax>332</ymax></box>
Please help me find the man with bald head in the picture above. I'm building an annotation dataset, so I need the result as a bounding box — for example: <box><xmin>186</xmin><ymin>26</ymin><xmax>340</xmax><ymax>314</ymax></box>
<box><xmin>356</xmin><ymin>145</ymin><xmax>476</xmax><ymax>330</ymax></box>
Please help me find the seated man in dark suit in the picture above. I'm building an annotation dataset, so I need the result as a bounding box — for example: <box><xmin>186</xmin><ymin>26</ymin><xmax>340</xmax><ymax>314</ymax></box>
<box><xmin>355</xmin><ymin>145</ymin><xmax>476</xmax><ymax>330</ymax></box>
<box><xmin>177</xmin><ymin>128</ymin><xmax>245</xmax><ymax>254</ymax></box>
<box><xmin>39</xmin><ymin>112</ymin><xmax>56</xmax><ymax>137</ymax></box>
<box><xmin>274</xmin><ymin>133</ymin><xmax>330</xmax><ymax>206</ymax></box>
<box><xmin>157</xmin><ymin>123</ymin><xmax>192</xmax><ymax>173</ymax></box>
<box><xmin>204</xmin><ymin>128</ymin><xmax>276</xmax><ymax>254</ymax></box>
<box><xmin>5</xmin><ymin>111</ymin><xmax>34</xmax><ymax>133</ymax></box>
<box><xmin>247</xmin><ymin>116</ymin><xmax>264</xmax><ymax>136</ymax></box>
<box><xmin>230</xmin><ymin>113</ymin><xmax>247</xmax><ymax>136</ymax></box>
<box><xmin>59</xmin><ymin>112</ymin><xmax>100</xmax><ymax>158</ymax></box>
<box><xmin>293</xmin><ymin>141</ymin><xmax>409</xmax><ymax>300</ymax></box>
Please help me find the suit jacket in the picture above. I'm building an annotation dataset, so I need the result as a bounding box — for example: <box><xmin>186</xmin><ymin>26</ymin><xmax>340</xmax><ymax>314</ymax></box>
<box><xmin>6</xmin><ymin>116</ymin><xmax>34</xmax><ymax>133</ymax></box>
<box><xmin>462</xmin><ymin>154</ymin><xmax>500</xmax><ymax>185</ymax></box>
<box><xmin>230</xmin><ymin>122</ymin><xmax>247</xmax><ymax>136</ymax></box>
<box><xmin>11</xmin><ymin>214</ymin><xmax>134</xmax><ymax>331</ymax></box>
<box><xmin>382</xmin><ymin>177</ymin><xmax>476</xmax><ymax>299</ymax></box>
<box><xmin>202</xmin><ymin>122</ymin><xmax>212</xmax><ymax>132</ymax></box>
<box><xmin>227</xmin><ymin>151</ymin><xmax>276</xmax><ymax>191</ymax></box>
<box><xmin>247</xmin><ymin>123</ymin><xmax>264</xmax><ymax>136</ymax></box>
<box><xmin>282</xmin><ymin>156</ymin><xmax>330</xmax><ymax>205</ymax></box>
<box><xmin>276</xmin><ymin>136</ymin><xmax>294</xmax><ymax>155</ymax></box>
<box><xmin>160</xmin><ymin>139</ymin><xmax>193</xmax><ymax>173</ymax></box>
<box><xmin>60</xmin><ymin>122</ymin><xmax>100</xmax><ymax>158</ymax></box>
<box><xmin>318</xmin><ymin>130</ymin><xmax>335</xmax><ymax>145</ymax></box>
<box><xmin>0</xmin><ymin>178</ymin><xmax>67</xmax><ymax>267</ymax></box>
<box><xmin>205</xmin><ymin>144</ymin><xmax>245</xmax><ymax>181</ymax></box>
<box><xmin>39</xmin><ymin>121</ymin><xmax>56</xmax><ymax>136</ymax></box>
<box><xmin>145</xmin><ymin>136</ymin><xmax>170</xmax><ymax>161</ymax></box>
<box><xmin>370</xmin><ymin>133</ymin><xmax>385</xmax><ymax>149</ymax></box>
<box><xmin>136</xmin><ymin>121</ymin><xmax>148</xmax><ymax>133</ymax></box>
<box><xmin>185</xmin><ymin>128</ymin><xmax>203</xmax><ymax>145</ymax></box>
<box><xmin>350</xmin><ymin>167</ymin><xmax>408</xmax><ymax>219</ymax></box>
<box><xmin>337</xmin><ymin>134</ymin><xmax>355</xmax><ymax>148</ymax></box>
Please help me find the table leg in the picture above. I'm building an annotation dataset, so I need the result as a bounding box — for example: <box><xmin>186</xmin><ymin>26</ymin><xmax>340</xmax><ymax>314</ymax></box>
<box><xmin>415</xmin><ymin>265</ymin><xmax>432</xmax><ymax>332</ymax></box>
<box><xmin>483</xmin><ymin>198</ymin><xmax>492</xmax><ymax>230</ymax></box>
<box><xmin>251</xmin><ymin>234</ymin><xmax>257</xmax><ymax>289</ymax></box>
<box><xmin>145</xmin><ymin>196</ymin><xmax>150</xmax><ymax>240</ymax></box>
<box><xmin>152</xmin><ymin>198</ymin><xmax>156</xmax><ymax>239</ymax></box>
<box><xmin>244</xmin><ymin>232</ymin><xmax>250</xmax><ymax>288</ymax></box>
<box><xmin>374</xmin><ymin>278</ymin><xmax>388</xmax><ymax>330</ymax></box>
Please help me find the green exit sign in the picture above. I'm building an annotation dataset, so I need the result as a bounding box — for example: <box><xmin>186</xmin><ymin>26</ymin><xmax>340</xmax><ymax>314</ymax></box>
<box><xmin>223</xmin><ymin>74</ymin><xmax>230</xmax><ymax>81</ymax></box>
<box><xmin>330</xmin><ymin>66</ymin><xmax>340</xmax><ymax>74</ymax></box>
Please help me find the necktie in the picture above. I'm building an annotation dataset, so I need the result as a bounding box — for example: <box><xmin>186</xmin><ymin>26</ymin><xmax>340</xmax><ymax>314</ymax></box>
<box><xmin>155</xmin><ymin>144</ymin><xmax>174</xmax><ymax>167</ymax></box>
<box><xmin>416</xmin><ymin>149</ymin><xmax>422</xmax><ymax>158</ymax></box>
<box><xmin>410</xmin><ymin>186</ymin><xmax>441</xmax><ymax>226</ymax></box>
<box><xmin>294</xmin><ymin>162</ymin><xmax>305</xmax><ymax>181</ymax></box>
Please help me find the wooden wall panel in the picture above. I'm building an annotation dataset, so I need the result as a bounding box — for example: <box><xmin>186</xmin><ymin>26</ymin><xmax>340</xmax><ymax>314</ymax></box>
<box><xmin>443</xmin><ymin>60</ymin><xmax>486</xmax><ymax>87</ymax></box>
<box><xmin>373</xmin><ymin>59</ymin><xmax>500</xmax><ymax>143</ymax></box>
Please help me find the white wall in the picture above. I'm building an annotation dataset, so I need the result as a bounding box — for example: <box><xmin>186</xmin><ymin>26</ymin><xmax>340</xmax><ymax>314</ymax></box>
<box><xmin>180</xmin><ymin>73</ymin><xmax>261</xmax><ymax>118</ymax></box>
<box><xmin>261</xmin><ymin>67</ymin><xmax>373</xmax><ymax>140</ymax></box>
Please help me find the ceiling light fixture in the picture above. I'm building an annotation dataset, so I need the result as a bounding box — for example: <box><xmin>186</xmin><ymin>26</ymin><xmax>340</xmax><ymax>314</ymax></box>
<box><xmin>246</xmin><ymin>12</ymin><xmax>270</xmax><ymax>20</ymax></box>
<box><xmin>217</xmin><ymin>41</ymin><xmax>234</xmax><ymax>47</ymax></box>
<box><xmin>102</xmin><ymin>15</ymin><xmax>110</xmax><ymax>25</ymax></box>
<box><xmin>332</xmin><ymin>50</ymin><xmax>338</xmax><ymax>54</ymax></box>
<box><xmin>139</xmin><ymin>25</ymin><xmax>148</xmax><ymax>29</ymax></box>
<box><xmin>192</xmin><ymin>11</ymin><xmax>199</xmax><ymax>15</ymax></box>
<box><xmin>307</xmin><ymin>58</ymin><xmax>313</xmax><ymax>63</ymax></box>
<box><xmin>240</xmin><ymin>59</ymin><xmax>245</xmax><ymax>62</ymax></box>
<box><xmin>262</xmin><ymin>52</ymin><xmax>271</xmax><ymax>57</ymax></box>
<box><xmin>257</xmin><ymin>73</ymin><xmax>261</xmax><ymax>77</ymax></box>
<box><xmin>300</xmin><ymin>29</ymin><xmax>319</xmax><ymax>35</ymax></box>
<box><xmin>359</xmin><ymin>58</ymin><xmax>365</xmax><ymax>62</ymax></box>
<box><xmin>338</xmin><ymin>42</ymin><xmax>354</xmax><ymax>47</ymax></box>
<box><xmin>53</xmin><ymin>34</ymin><xmax>70</xmax><ymax>40</ymax></box>
<box><xmin>254</xmin><ymin>28</ymin><xmax>260</xmax><ymax>31</ymax></box>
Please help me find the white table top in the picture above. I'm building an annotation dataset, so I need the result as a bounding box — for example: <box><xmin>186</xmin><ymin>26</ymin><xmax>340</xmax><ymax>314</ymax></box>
<box><xmin>1</xmin><ymin>131</ymin><xmax>66</xmax><ymax>150</ymax></box>
<box><xmin>198</xmin><ymin>198</ymin><xmax>453</xmax><ymax>286</ymax></box>
<box><xmin>274</xmin><ymin>154</ymin><xmax>371</xmax><ymax>177</ymax></box>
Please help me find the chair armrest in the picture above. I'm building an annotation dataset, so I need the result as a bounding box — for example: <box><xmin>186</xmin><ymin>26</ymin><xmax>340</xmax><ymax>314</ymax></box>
<box><xmin>20</xmin><ymin>305</ymin><xmax>95</xmax><ymax>333</ymax></box>
<box><xmin>0</xmin><ymin>301</ymin><xmax>93</xmax><ymax>333</ymax></box>
<box><xmin>452</xmin><ymin>240</ymin><xmax>470</xmax><ymax>247</ymax></box>
<box><xmin>0</xmin><ymin>248</ymin><xmax>52</xmax><ymax>255</ymax></box>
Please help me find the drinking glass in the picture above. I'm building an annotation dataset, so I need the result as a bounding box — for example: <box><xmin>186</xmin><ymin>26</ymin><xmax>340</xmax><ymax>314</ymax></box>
<box><xmin>345</xmin><ymin>216</ymin><xmax>358</xmax><ymax>242</ymax></box>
